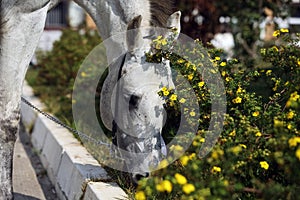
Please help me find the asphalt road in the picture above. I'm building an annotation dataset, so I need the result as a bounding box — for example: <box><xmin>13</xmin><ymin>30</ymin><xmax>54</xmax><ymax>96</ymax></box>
<box><xmin>13</xmin><ymin>123</ymin><xmax>58</xmax><ymax>200</ymax></box>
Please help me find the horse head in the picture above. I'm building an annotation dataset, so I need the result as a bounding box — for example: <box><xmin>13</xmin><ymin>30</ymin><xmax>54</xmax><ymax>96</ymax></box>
<box><xmin>100</xmin><ymin>11</ymin><xmax>181</xmax><ymax>183</ymax></box>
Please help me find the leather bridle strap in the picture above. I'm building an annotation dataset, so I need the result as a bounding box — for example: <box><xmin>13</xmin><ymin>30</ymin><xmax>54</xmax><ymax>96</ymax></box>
<box><xmin>112</xmin><ymin>53</ymin><xmax>127</xmax><ymax>146</ymax></box>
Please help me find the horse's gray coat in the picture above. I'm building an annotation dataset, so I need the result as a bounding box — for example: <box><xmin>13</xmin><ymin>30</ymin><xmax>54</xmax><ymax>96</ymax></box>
<box><xmin>0</xmin><ymin>0</ymin><xmax>179</xmax><ymax>198</ymax></box>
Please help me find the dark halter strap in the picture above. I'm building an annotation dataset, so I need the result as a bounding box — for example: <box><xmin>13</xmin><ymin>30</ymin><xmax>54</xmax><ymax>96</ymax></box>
<box><xmin>112</xmin><ymin>53</ymin><xmax>127</xmax><ymax>145</ymax></box>
<box><xmin>117</xmin><ymin>53</ymin><xmax>127</xmax><ymax>80</ymax></box>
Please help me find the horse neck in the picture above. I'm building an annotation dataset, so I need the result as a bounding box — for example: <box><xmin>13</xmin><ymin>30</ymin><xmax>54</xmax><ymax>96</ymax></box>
<box><xmin>75</xmin><ymin>0</ymin><xmax>151</xmax><ymax>38</ymax></box>
<box><xmin>74</xmin><ymin>0</ymin><xmax>151</xmax><ymax>64</ymax></box>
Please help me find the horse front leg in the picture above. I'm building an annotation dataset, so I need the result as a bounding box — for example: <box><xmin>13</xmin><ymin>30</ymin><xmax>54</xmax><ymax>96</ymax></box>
<box><xmin>0</xmin><ymin>1</ymin><xmax>50</xmax><ymax>199</ymax></box>
<box><xmin>0</xmin><ymin>112</ymin><xmax>20</xmax><ymax>199</ymax></box>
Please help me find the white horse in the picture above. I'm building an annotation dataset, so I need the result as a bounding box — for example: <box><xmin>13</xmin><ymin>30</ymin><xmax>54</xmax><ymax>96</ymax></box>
<box><xmin>100</xmin><ymin>12</ymin><xmax>181</xmax><ymax>182</ymax></box>
<box><xmin>0</xmin><ymin>0</ymin><xmax>180</xmax><ymax>198</ymax></box>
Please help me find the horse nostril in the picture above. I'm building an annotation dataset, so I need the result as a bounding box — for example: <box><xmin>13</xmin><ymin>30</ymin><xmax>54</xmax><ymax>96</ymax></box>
<box><xmin>133</xmin><ymin>172</ymin><xmax>150</xmax><ymax>183</ymax></box>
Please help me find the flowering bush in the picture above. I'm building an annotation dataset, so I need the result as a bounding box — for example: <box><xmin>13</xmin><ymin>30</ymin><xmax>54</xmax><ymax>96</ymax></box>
<box><xmin>26</xmin><ymin>28</ymin><xmax>300</xmax><ymax>199</ymax></box>
<box><xmin>26</xmin><ymin>29</ymin><xmax>101</xmax><ymax>125</ymax></box>
<box><xmin>135</xmin><ymin>30</ymin><xmax>300</xmax><ymax>199</ymax></box>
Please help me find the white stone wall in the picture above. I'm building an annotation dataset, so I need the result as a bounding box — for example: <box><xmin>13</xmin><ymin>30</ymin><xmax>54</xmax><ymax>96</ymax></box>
<box><xmin>21</xmin><ymin>82</ymin><xmax>127</xmax><ymax>200</ymax></box>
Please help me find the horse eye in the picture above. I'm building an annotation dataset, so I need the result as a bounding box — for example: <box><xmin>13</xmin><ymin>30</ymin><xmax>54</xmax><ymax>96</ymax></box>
<box><xmin>129</xmin><ymin>95</ymin><xmax>140</xmax><ymax>109</ymax></box>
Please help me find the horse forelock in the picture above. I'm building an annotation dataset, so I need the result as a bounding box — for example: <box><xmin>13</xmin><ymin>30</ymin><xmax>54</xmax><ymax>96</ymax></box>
<box><xmin>149</xmin><ymin>0</ymin><xmax>174</xmax><ymax>27</ymax></box>
<box><xmin>117</xmin><ymin>0</ymin><xmax>174</xmax><ymax>28</ymax></box>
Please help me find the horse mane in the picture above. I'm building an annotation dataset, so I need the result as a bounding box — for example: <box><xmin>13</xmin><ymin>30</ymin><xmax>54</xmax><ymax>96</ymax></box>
<box><xmin>149</xmin><ymin>0</ymin><xmax>174</xmax><ymax>27</ymax></box>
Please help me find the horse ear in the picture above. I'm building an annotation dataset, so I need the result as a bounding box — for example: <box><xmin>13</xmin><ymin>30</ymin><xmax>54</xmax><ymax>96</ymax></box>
<box><xmin>127</xmin><ymin>15</ymin><xmax>143</xmax><ymax>53</ymax></box>
<box><xmin>165</xmin><ymin>11</ymin><xmax>181</xmax><ymax>40</ymax></box>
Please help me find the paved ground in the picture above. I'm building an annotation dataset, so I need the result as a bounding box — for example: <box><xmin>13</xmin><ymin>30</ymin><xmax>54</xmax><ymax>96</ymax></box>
<box><xmin>13</xmin><ymin>123</ymin><xmax>58</xmax><ymax>200</ymax></box>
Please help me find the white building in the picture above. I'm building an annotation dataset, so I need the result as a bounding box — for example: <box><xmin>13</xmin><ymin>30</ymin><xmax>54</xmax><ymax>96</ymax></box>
<box><xmin>32</xmin><ymin>1</ymin><xmax>86</xmax><ymax>64</ymax></box>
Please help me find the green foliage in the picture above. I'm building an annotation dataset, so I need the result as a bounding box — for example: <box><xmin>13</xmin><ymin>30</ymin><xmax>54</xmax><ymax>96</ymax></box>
<box><xmin>135</xmin><ymin>31</ymin><xmax>300</xmax><ymax>199</ymax></box>
<box><xmin>26</xmin><ymin>28</ymin><xmax>300</xmax><ymax>199</ymax></box>
<box><xmin>26</xmin><ymin>29</ymin><xmax>101</xmax><ymax>126</ymax></box>
<box><xmin>214</xmin><ymin>0</ymin><xmax>291</xmax><ymax>64</ymax></box>
<box><xmin>175</xmin><ymin>0</ymin><xmax>292</xmax><ymax>63</ymax></box>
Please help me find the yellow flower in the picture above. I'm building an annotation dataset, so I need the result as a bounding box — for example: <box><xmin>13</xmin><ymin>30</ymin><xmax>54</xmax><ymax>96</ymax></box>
<box><xmin>210</xmin><ymin>69</ymin><xmax>217</xmax><ymax>73</ymax></box>
<box><xmin>211</xmin><ymin>149</ymin><xmax>224</xmax><ymax>159</ymax></box>
<box><xmin>198</xmin><ymin>81</ymin><xmax>205</xmax><ymax>88</ymax></box>
<box><xmin>189</xmin><ymin>153</ymin><xmax>196</xmax><ymax>160</ymax></box>
<box><xmin>192</xmin><ymin>65</ymin><xmax>197</xmax><ymax>71</ymax></box>
<box><xmin>188</xmin><ymin>74</ymin><xmax>194</xmax><ymax>80</ymax></box>
<box><xmin>180</xmin><ymin>155</ymin><xmax>189</xmax><ymax>166</ymax></box>
<box><xmin>170</xmin><ymin>94</ymin><xmax>177</xmax><ymax>101</ymax></box>
<box><xmin>273</xmin><ymin>30</ymin><xmax>280</xmax><ymax>37</ymax></box>
<box><xmin>221</xmin><ymin>138</ymin><xmax>227</xmax><ymax>143</ymax></box>
<box><xmin>162</xmin><ymin>180</ymin><xmax>172</xmax><ymax>193</ymax></box>
<box><xmin>190</xmin><ymin>111</ymin><xmax>196</xmax><ymax>117</ymax></box>
<box><xmin>266</xmin><ymin>70</ymin><xmax>272</xmax><ymax>76</ymax></box>
<box><xmin>260</xmin><ymin>161</ymin><xmax>269</xmax><ymax>170</ymax></box>
<box><xmin>232</xmin><ymin>97</ymin><xmax>242</xmax><ymax>104</ymax></box>
<box><xmin>159</xmin><ymin>159</ymin><xmax>169</xmax><ymax>168</ymax></box>
<box><xmin>290</xmin><ymin>92</ymin><xmax>300</xmax><ymax>101</ymax></box>
<box><xmin>296</xmin><ymin>148</ymin><xmax>300</xmax><ymax>161</ymax></box>
<box><xmin>161</xmin><ymin>38</ymin><xmax>167</xmax><ymax>45</ymax></box>
<box><xmin>287</xmin><ymin>124</ymin><xmax>293</xmax><ymax>130</ymax></box>
<box><xmin>175</xmin><ymin>173</ymin><xmax>187</xmax><ymax>185</ymax></box>
<box><xmin>285</xmin><ymin>81</ymin><xmax>290</xmax><ymax>86</ymax></box>
<box><xmin>231</xmin><ymin>145</ymin><xmax>242</xmax><ymax>155</ymax></box>
<box><xmin>153</xmin><ymin>35</ymin><xmax>167</xmax><ymax>49</ymax></box>
<box><xmin>297</xmin><ymin>60</ymin><xmax>300</xmax><ymax>67</ymax></box>
<box><xmin>272</xmin><ymin>46</ymin><xmax>279</xmax><ymax>52</ymax></box>
<box><xmin>161</xmin><ymin>86</ymin><xmax>168</xmax><ymax>92</ymax></box>
<box><xmin>220</xmin><ymin>61</ymin><xmax>226</xmax><ymax>67</ymax></box>
<box><xmin>170</xmin><ymin>145</ymin><xmax>183</xmax><ymax>152</ymax></box>
<box><xmin>192</xmin><ymin>140</ymin><xmax>199</xmax><ymax>147</ymax></box>
<box><xmin>223</xmin><ymin>180</ymin><xmax>229</xmax><ymax>187</ymax></box>
<box><xmin>177</xmin><ymin>58</ymin><xmax>185</xmax><ymax>64</ymax></box>
<box><xmin>229</xmin><ymin>130</ymin><xmax>236</xmax><ymax>137</ymax></box>
<box><xmin>221</xmin><ymin>71</ymin><xmax>226</xmax><ymax>77</ymax></box>
<box><xmin>179</xmin><ymin>98</ymin><xmax>186</xmax><ymax>103</ymax></box>
<box><xmin>135</xmin><ymin>191</ymin><xmax>146</xmax><ymax>200</ymax></box>
<box><xmin>156</xmin><ymin>180</ymin><xmax>172</xmax><ymax>193</ymax></box>
<box><xmin>211</xmin><ymin>166</ymin><xmax>222</xmax><ymax>173</ymax></box>
<box><xmin>155</xmin><ymin>43</ymin><xmax>162</xmax><ymax>50</ymax></box>
<box><xmin>239</xmin><ymin>144</ymin><xmax>247</xmax><ymax>149</ymax></box>
<box><xmin>215</xmin><ymin>56</ymin><xmax>221</xmax><ymax>61</ymax></box>
<box><xmin>153</xmin><ymin>35</ymin><xmax>163</xmax><ymax>41</ymax></box>
<box><xmin>156</xmin><ymin>184</ymin><xmax>163</xmax><ymax>192</ymax></box>
<box><xmin>280</xmin><ymin>28</ymin><xmax>289</xmax><ymax>33</ymax></box>
<box><xmin>287</xmin><ymin>111</ymin><xmax>295</xmax><ymax>119</ymax></box>
<box><xmin>236</xmin><ymin>86</ymin><xmax>243</xmax><ymax>93</ymax></box>
<box><xmin>169</xmin><ymin>101</ymin><xmax>175</xmax><ymax>107</ymax></box>
<box><xmin>225</xmin><ymin>77</ymin><xmax>231</xmax><ymax>82</ymax></box>
<box><xmin>255</xmin><ymin>131</ymin><xmax>262</xmax><ymax>137</ymax></box>
<box><xmin>211</xmin><ymin>151</ymin><xmax>219</xmax><ymax>159</ymax></box>
<box><xmin>185</xmin><ymin>62</ymin><xmax>191</xmax><ymax>68</ymax></box>
<box><xmin>163</xmin><ymin>90</ymin><xmax>170</xmax><ymax>96</ymax></box>
<box><xmin>182</xmin><ymin>183</ymin><xmax>195</xmax><ymax>194</ymax></box>
<box><xmin>252</xmin><ymin>111</ymin><xmax>260</xmax><ymax>117</ymax></box>
<box><xmin>81</xmin><ymin>72</ymin><xmax>87</xmax><ymax>77</ymax></box>
<box><xmin>288</xmin><ymin>137</ymin><xmax>300</xmax><ymax>147</ymax></box>
<box><xmin>274</xmin><ymin>119</ymin><xmax>284</xmax><ymax>128</ymax></box>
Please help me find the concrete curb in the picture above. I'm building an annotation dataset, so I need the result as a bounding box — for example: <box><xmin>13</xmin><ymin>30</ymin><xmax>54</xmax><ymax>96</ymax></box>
<box><xmin>21</xmin><ymin>82</ymin><xmax>128</xmax><ymax>200</ymax></box>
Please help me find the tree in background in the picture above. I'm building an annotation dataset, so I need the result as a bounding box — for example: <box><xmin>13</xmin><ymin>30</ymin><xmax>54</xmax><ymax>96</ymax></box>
<box><xmin>174</xmin><ymin>0</ymin><xmax>219</xmax><ymax>44</ymax></box>
<box><xmin>215</xmin><ymin>0</ymin><xmax>291</xmax><ymax>65</ymax></box>
<box><xmin>174</xmin><ymin>0</ymin><xmax>292</xmax><ymax>65</ymax></box>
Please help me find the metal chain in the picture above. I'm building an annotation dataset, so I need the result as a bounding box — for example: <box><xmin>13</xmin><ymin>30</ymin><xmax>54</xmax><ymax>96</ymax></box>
<box><xmin>21</xmin><ymin>96</ymin><xmax>110</xmax><ymax>147</ymax></box>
